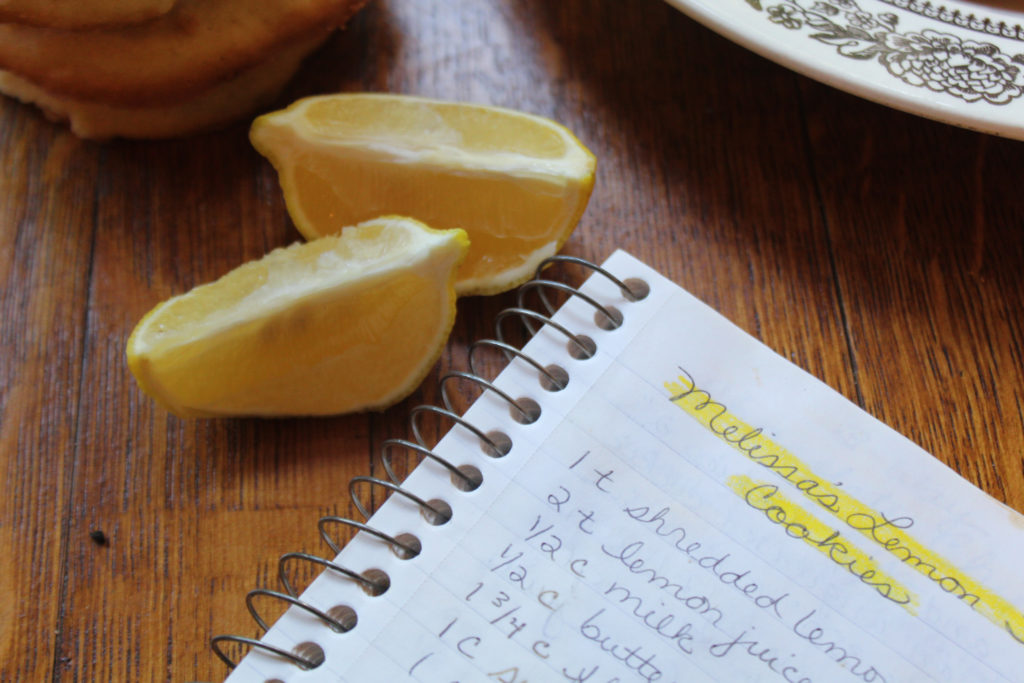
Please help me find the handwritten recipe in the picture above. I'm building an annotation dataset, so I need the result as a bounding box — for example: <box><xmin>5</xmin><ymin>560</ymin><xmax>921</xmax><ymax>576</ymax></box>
<box><xmin>228</xmin><ymin>251</ymin><xmax>1024</xmax><ymax>683</ymax></box>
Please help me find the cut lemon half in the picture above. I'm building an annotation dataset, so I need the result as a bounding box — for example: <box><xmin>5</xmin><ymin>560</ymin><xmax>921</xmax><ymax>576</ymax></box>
<box><xmin>126</xmin><ymin>216</ymin><xmax>469</xmax><ymax>417</ymax></box>
<box><xmin>250</xmin><ymin>94</ymin><xmax>596</xmax><ymax>295</ymax></box>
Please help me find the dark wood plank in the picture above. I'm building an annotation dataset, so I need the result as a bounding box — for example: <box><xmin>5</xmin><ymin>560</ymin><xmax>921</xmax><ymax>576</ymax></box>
<box><xmin>0</xmin><ymin>106</ymin><xmax>99</xmax><ymax>680</ymax></box>
<box><xmin>527</xmin><ymin>0</ymin><xmax>861</xmax><ymax>396</ymax></box>
<box><xmin>800</xmin><ymin>80</ymin><xmax>1024</xmax><ymax>511</ymax></box>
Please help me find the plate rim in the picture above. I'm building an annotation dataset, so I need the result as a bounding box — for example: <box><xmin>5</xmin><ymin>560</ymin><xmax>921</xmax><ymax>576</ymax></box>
<box><xmin>663</xmin><ymin>0</ymin><xmax>1024</xmax><ymax>140</ymax></box>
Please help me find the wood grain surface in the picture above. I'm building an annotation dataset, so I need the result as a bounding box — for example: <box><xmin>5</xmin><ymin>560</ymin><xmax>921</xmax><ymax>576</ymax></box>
<box><xmin>1</xmin><ymin>0</ymin><xmax>1022</xmax><ymax>681</ymax></box>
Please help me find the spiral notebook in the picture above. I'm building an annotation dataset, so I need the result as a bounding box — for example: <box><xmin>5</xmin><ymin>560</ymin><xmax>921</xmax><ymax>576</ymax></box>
<box><xmin>216</xmin><ymin>250</ymin><xmax>1024</xmax><ymax>682</ymax></box>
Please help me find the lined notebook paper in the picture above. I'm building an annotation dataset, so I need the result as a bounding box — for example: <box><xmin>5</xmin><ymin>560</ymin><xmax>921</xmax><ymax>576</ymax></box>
<box><xmin>226</xmin><ymin>250</ymin><xmax>1024</xmax><ymax>682</ymax></box>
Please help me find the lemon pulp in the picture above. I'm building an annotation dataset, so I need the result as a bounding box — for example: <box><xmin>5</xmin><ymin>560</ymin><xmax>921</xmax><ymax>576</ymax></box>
<box><xmin>251</xmin><ymin>94</ymin><xmax>596</xmax><ymax>295</ymax></box>
<box><xmin>126</xmin><ymin>216</ymin><xmax>468</xmax><ymax>417</ymax></box>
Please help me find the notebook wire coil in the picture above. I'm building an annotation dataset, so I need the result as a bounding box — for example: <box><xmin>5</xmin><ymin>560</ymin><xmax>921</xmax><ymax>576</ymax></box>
<box><xmin>211</xmin><ymin>635</ymin><xmax>323</xmax><ymax>671</ymax></box>
<box><xmin>245</xmin><ymin>589</ymin><xmax>355</xmax><ymax>634</ymax></box>
<box><xmin>277</xmin><ymin>551</ymin><xmax>389</xmax><ymax>598</ymax></box>
<box><xmin>348</xmin><ymin>475</ymin><xmax>453</xmax><ymax>526</ymax></box>
<box><xmin>316</xmin><ymin>515</ymin><xmax>422</xmax><ymax>560</ymax></box>
<box><xmin>209</xmin><ymin>255</ymin><xmax>649</xmax><ymax>674</ymax></box>
<box><xmin>379</xmin><ymin>437</ymin><xmax>484</xmax><ymax>490</ymax></box>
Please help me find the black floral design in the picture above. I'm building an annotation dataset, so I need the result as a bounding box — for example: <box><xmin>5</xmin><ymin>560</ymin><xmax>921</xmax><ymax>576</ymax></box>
<box><xmin>879</xmin><ymin>0</ymin><xmax>1024</xmax><ymax>43</ymax></box>
<box><xmin>756</xmin><ymin>0</ymin><xmax>1024</xmax><ymax>104</ymax></box>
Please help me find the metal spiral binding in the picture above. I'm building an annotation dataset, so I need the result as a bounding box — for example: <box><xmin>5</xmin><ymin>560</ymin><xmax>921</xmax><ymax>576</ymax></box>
<box><xmin>517</xmin><ymin>279</ymin><xmax>624</xmax><ymax>332</ymax></box>
<box><xmin>317</xmin><ymin>515</ymin><xmax>422</xmax><ymax>559</ymax></box>
<box><xmin>380</xmin><ymin>437</ymin><xmax>484</xmax><ymax>491</ymax></box>
<box><xmin>495</xmin><ymin>307</ymin><xmax>597</xmax><ymax>360</ymax></box>
<box><xmin>439</xmin><ymin>370</ymin><xmax>542</xmax><ymax>424</ymax></box>
<box><xmin>469</xmin><ymin>338</ymin><xmax>569</xmax><ymax>392</ymax></box>
<box><xmin>277</xmin><ymin>551</ymin><xmax>389</xmax><ymax>598</ymax></box>
<box><xmin>534</xmin><ymin>254</ymin><xmax>650</xmax><ymax>304</ymax></box>
<box><xmin>210</xmin><ymin>635</ymin><xmax>323</xmax><ymax>671</ymax></box>
<box><xmin>245</xmin><ymin>589</ymin><xmax>354</xmax><ymax>634</ymax></box>
<box><xmin>209</xmin><ymin>254</ymin><xmax>649</xmax><ymax>675</ymax></box>
<box><xmin>348</xmin><ymin>475</ymin><xmax>453</xmax><ymax>525</ymax></box>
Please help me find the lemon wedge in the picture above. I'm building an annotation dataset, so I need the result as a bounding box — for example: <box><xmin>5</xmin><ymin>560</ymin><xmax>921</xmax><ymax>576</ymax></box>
<box><xmin>126</xmin><ymin>216</ymin><xmax>468</xmax><ymax>417</ymax></box>
<box><xmin>250</xmin><ymin>94</ymin><xmax>596</xmax><ymax>295</ymax></box>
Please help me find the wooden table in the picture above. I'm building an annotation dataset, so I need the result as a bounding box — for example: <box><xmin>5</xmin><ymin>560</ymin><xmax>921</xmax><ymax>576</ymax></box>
<box><xmin>2</xmin><ymin>0</ymin><xmax>1022</xmax><ymax>680</ymax></box>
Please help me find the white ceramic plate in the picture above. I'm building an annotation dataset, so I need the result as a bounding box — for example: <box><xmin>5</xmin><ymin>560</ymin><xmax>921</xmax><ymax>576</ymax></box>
<box><xmin>664</xmin><ymin>0</ymin><xmax>1024</xmax><ymax>139</ymax></box>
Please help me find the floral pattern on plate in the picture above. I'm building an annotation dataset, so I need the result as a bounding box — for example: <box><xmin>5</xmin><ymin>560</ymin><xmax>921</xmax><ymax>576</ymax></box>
<box><xmin>748</xmin><ymin>0</ymin><xmax>1024</xmax><ymax>104</ymax></box>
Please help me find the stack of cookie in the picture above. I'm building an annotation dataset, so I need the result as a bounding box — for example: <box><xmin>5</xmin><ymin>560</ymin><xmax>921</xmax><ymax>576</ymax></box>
<box><xmin>0</xmin><ymin>0</ymin><xmax>368</xmax><ymax>139</ymax></box>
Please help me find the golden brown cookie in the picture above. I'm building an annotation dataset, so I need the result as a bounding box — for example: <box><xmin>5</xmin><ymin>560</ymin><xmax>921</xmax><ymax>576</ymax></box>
<box><xmin>0</xmin><ymin>32</ymin><xmax>330</xmax><ymax>139</ymax></box>
<box><xmin>0</xmin><ymin>0</ymin><xmax>368</xmax><ymax>106</ymax></box>
<box><xmin>0</xmin><ymin>0</ymin><xmax>176</xmax><ymax>29</ymax></box>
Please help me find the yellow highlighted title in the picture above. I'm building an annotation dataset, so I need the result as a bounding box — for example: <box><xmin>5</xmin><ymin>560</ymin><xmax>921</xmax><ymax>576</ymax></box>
<box><xmin>666</xmin><ymin>368</ymin><xmax>1024</xmax><ymax>646</ymax></box>
<box><xmin>726</xmin><ymin>474</ymin><xmax>916</xmax><ymax>609</ymax></box>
